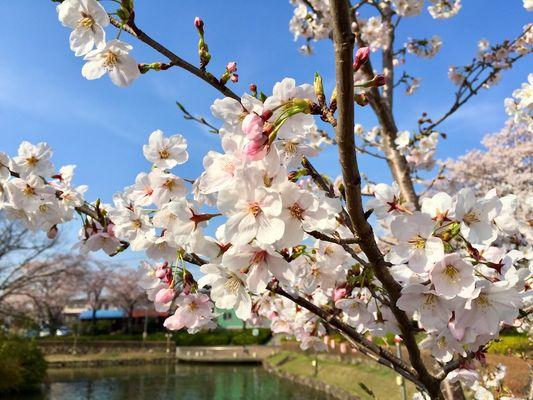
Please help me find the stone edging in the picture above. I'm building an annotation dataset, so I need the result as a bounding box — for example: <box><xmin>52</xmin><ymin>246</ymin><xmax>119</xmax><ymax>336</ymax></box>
<box><xmin>47</xmin><ymin>357</ymin><xmax>174</xmax><ymax>368</ymax></box>
<box><xmin>263</xmin><ymin>359</ymin><xmax>360</xmax><ymax>400</ymax></box>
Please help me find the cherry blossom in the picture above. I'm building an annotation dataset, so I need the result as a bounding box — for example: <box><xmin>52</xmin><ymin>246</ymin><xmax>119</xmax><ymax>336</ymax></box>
<box><xmin>142</xmin><ymin>129</ymin><xmax>189</xmax><ymax>169</ymax></box>
<box><xmin>82</xmin><ymin>39</ymin><xmax>140</xmax><ymax>87</ymax></box>
<box><xmin>389</xmin><ymin>212</ymin><xmax>444</xmax><ymax>272</ymax></box>
<box><xmin>57</xmin><ymin>0</ymin><xmax>109</xmax><ymax>56</ymax></box>
<box><xmin>429</xmin><ymin>253</ymin><xmax>475</xmax><ymax>299</ymax></box>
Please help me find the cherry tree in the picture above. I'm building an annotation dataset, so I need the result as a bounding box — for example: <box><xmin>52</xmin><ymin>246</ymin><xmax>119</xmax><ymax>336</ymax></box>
<box><xmin>0</xmin><ymin>0</ymin><xmax>531</xmax><ymax>399</ymax></box>
<box><xmin>107</xmin><ymin>266</ymin><xmax>149</xmax><ymax>334</ymax></box>
<box><xmin>7</xmin><ymin>257</ymin><xmax>87</xmax><ymax>335</ymax></box>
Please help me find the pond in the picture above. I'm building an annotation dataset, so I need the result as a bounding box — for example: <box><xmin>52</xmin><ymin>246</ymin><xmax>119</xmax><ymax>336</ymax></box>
<box><xmin>15</xmin><ymin>363</ymin><xmax>332</xmax><ymax>400</ymax></box>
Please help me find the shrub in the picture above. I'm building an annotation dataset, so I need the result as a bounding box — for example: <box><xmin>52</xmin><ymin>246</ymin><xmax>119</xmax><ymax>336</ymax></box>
<box><xmin>0</xmin><ymin>335</ymin><xmax>47</xmax><ymax>394</ymax></box>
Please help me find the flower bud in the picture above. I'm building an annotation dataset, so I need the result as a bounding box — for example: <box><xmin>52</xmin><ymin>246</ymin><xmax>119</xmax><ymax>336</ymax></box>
<box><xmin>194</xmin><ymin>17</ymin><xmax>204</xmax><ymax>33</ymax></box>
<box><xmin>226</xmin><ymin>61</ymin><xmax>237</xmax><ymax>73</ymax></box>
<box><xmin>47</xmin><ymin>225</ymin><xmax>58</xmax><ymax>239</ymax></box>
<box><xmin>155</xmin><ymin>288</ymin><xmax>175</xmax><ymax>305</ymax></box>
<box><xmin>353</xmin><ymin>47</ymin><xmax>370</xmax><ymax>72</ymax></box>
<box><xmin>245</xmin><ymin>137</ymin><xmax>269</xmax><ymax>161</ymax></box>
<box><xmin>250</xmin><ymin>84</ymin><xmax>257</xmax><ymax>97</ymax></box>
<box><xmin>333</xmin><ymin>287</ymin><xmax>347</xmax><ymax>301</ymax></box>
<box><xmin>230</xmin><ymin>73</ymin><xmax>238</xmax><ymax>83</ymax></box>
<box><xmin>242</xmin><ymin>113</ymin><xmax>264</xmax><ymax>141</ymax></box>
<box><xmin>354</xmin><ymin>93</ymin><xmax>369</xmax><ymax>107</ymax></box>
<box><xmin>314</xmin><ymin>72</ymin><xmax>325</xmax><ymax>106</ymax></box>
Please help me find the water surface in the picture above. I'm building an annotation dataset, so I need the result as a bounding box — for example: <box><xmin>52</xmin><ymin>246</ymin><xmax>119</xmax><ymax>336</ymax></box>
<box><xmin>17</xmin><ymin>363</ymin><xmax>331</xmax><ymax>400</ymax></box>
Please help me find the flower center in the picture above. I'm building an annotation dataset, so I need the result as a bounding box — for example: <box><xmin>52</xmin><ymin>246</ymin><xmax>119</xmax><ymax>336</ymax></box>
<box><xmin>443</xmin><ymin>264</ymin><xmax>459</xmax><ymax>281</ymax></box>
<box><xmin>248</xmin><ymin>202</ymin><xmax>262</xmax><ymax>216</ymax></box>
<box><xmin>251</xmin><ymin>250</ymin><xmax>267</xmax><ymax>265</ymax></box>
<box><xmin>475</xmin><ymin>293</ymin><xmax>491</xmax><ymax>308</ymax></box>
<box><xmin>132</xmin><ymin>219</ymin><xmax>143</xmax><ymax>229</ymax></box>
<box><xmin>104</xmin><ymin>51</ymin><xmax>119</xmax><ymax>70</ymax></box>
<box><xmin>79</xmin><ymin>15</ymin><xmax>95</xmax><ymax>28</ymax></box>
<box><xmin>223</xmin><ymin>274</ymin><xmax>242</xmax><ymax>294</ymax></box>
<box><xmin>163</xmin><ymin>179</ymin><xmax>175</xmax><ymax>190</ymax></box>
<box><xmin>158</xmin><ymin>148</ymin><xmax>170</xmax><ymax>160</ymax></box>
<box><xmin>187</xmin><ymin>302</ymin><xmax>198</xmax><ymax>312</ymax></box>
<box><xmin>26</xmin><ymin>155</ymin><xmax>39</xmax><ymax>166</ymax></box>
<box><xmin>463</xmin><ymin>211</ymin><xmax>480</xmax><ymax>225</ymax></box>
<box><xmin>409</xmin><ymin>235</ymin><xmax>426</xmax><ymax>249</ymax></box>
<box><xmin>289</xmin><ymin>203</ymin><xmax>304</xmax><ymax>220</ymax></box>
<box><xmin>283</xmin><ymin>140</ymin><xmax>297</xmax><ymax>154</ymax></box>
<box><xmin>23</xmin><ymin>184</ymin><xmax>36</xmax><ymax>196</ymax></box>
<box><xmin>423</xmin><ymin>293</ymin><xmax>437</xmax><ymax>306</ymax></box>
<box><xmin>38</xmin><ymin>203</ymin><xmax>48</xmax><ymax>213</ymax></box>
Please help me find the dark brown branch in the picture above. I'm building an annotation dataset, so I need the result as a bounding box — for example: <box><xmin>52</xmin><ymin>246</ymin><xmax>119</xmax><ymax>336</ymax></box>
<box><xmin>267</xmin><ymin>281</ymin><xmax>425</xmax><ymax>390</ymax></box>
<box><xmin>329</xmin><ymin>1</ymin><xmax>441</xmax><ymax>397</ymax></box>
<box><xmin>109</xmin><ymin>17</ymin><xmax>241</xmax><ymax>102</ymax></box>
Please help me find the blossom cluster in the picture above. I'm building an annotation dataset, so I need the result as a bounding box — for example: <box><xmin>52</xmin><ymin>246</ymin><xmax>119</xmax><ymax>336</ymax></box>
<box><xmin>2</xmin><ymin>74</ymin><xmax>530</xmax><ymax>391</ymax></box>
<box><xmin>0</xmin><ymin>142</ymin><xmax>86</xmax><ymax>236</ymax></box>
<box><xmin>367</xmin><ymin>183</ymin><xmax>529</xmax><ymax>383</ymax></box>
<box><xmin>405</xmin><ymin>36</ymin><xmax>442</xmax><ymax>59</ymax></box>
<box><xmin>2</xmin><ymin>1</ymin><xmax>531</xmax><ymax>395</ymax></box>
<box><xmin>448</xmin><ymin>23</ymin><xmax>532</xmax><ymax>88</ymax></box>
<box><xmin>56</xmin><ymin>0</ymin><xmax>140</xmax><ymax>86</ymax></box>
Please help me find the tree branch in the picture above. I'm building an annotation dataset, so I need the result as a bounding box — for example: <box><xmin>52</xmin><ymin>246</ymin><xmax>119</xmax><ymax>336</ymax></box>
<box><xmin>329</xmin><ymin>1</ymin><xmax>441</xmax><ymax>397</ymax></box>
<box><xmin>109</xmin><ymin>16</ymin><xmax>241</xmax><ymax>102</ymax></box>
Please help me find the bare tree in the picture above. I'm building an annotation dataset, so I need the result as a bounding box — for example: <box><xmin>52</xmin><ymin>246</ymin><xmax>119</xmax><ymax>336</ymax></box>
<box><xmin>0</xmin><ymin>216</ymin><xmax>62</xmax><ymax>313</ymax></box>
<box><xmin>81</xmin><ymin>261</ymin><xmax>113</xmax><ymax>334</ymax></box>
<box><xmin>107</xmin><ymin>267</ymin><xmax>148</xmax><ymax>334</ymax></box>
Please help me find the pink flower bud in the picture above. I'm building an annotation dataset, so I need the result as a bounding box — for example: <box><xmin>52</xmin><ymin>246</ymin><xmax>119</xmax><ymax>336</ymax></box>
<box><xmin>353</xmin><ymin>47</ymin><xmax>370</xmax><ymax>72</ymax></box>
<box><xmin>155</xmin><ymin>268</ymin><xmax>167</xmax><ymax>279</ymax></box>
<box><xmin>230</xmin><ymin>74</ymin><xmax>239</xmax><ymax>83</ymax></box>
<box><xmin>242</xmin><ymin>113</ymin><xmax>264</xmax><ymax>140</ymax></box>
<box><xmin>47</xmin><ymin>225</ymin><xmax>58</xmax><ymax>239</ymax></box>
<box><xmin>194</xmin><ymin>17</ymin><xmax>204</xmax><ymax>30</ymax></box>
<box><xmin>226</xmin><ymin>61</ymin><xmax>237</xmax><ymax>73</ymax></box>
<box><xmin>155</xmin><ymin>288</ymin><xmax>175</xmax><ymax>305</ymax></box>
<box><xmin>244</xmin><ymin>137</ymin><xmax>269</xmax><ymax>161</ymax></box>
<box><xmin>333</xmin><ymin>287</ymin><xmax>347</xmax><ymax>301</ymax></box>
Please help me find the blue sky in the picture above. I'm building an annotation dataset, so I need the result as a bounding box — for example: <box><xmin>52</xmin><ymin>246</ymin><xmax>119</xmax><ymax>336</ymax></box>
<box><xmin>0</xmin><ymin>1</ymin><xmax>530</xmax><ymax>264</ymax></box>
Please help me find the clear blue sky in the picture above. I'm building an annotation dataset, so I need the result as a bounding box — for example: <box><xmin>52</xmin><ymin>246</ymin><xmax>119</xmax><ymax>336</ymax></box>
<box><xmin>0</xmin><ymin>1</ymin><xmax>530</xmax><ymax>264</ymax></box>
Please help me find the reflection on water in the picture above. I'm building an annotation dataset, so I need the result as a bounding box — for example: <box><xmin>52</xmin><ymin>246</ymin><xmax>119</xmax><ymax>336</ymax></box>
<box><xmin>15</xmin><ymin>363</ymin><xmax>331</xmax><ymax>400</ymax></box>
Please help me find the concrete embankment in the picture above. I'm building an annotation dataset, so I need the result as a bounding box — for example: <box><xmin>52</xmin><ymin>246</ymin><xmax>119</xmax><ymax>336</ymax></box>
<box><xmin>175</xmin><ymin>345</ymin><xmax>277</xmax><ymax>363</ymax></box>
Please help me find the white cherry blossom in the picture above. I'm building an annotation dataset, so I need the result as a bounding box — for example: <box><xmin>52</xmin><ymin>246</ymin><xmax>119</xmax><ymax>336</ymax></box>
<box><xmin>82</xmin><ymin>39</ymin><xmax>140</xmax><ymax>87</ymax></box>
<box><xmin>143</xmin><ymin>130</ymin><xmax>189</xmax><ymax>169</ymax></box>
<box><xmin>57</xmin><ymin>0</ymin><xmax>109</xmax><ymax>56</ymax></box>
<box><xmin>389</xmin><ymin>212</ymin><xmax>444</xmax><ymax>272</ymax></box>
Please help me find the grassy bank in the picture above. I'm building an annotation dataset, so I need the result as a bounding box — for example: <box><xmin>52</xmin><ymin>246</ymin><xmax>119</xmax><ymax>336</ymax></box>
<box><xmin>267</xmin><ymin>351</ymin><xmax>415</xmax><ymax>400</ymax></box>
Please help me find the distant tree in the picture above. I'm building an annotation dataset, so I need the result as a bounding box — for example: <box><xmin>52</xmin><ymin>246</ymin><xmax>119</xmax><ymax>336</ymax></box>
<box><xmin>107</xmin><ymin>267</ymin><xmax>148</xmax><ymax>334</ymax></box>
<box><xmin>0</xmin><ymin>216</ymin><xmax>59</xmax><ymax>310</ymax></box>
<box><xmin>12</xmin><ymin>256</ymin><xmax>87</xmax><ymax>335</ymax></box>
<box><xmin>81</xmin><ymin>261</ymin><xmax>112</xmax><ymax>335</ymax></box>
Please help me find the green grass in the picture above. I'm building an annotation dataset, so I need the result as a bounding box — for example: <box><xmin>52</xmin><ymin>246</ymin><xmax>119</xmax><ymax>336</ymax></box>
<box><xmin>487</xmin><ymin>332</ymin><xmax>530</xmax><ymax>355</ymax></box>
<box><xmin>267</xmin><ymin>351</ymin><xmax>415</xmax><ymax>400</ymax></box>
